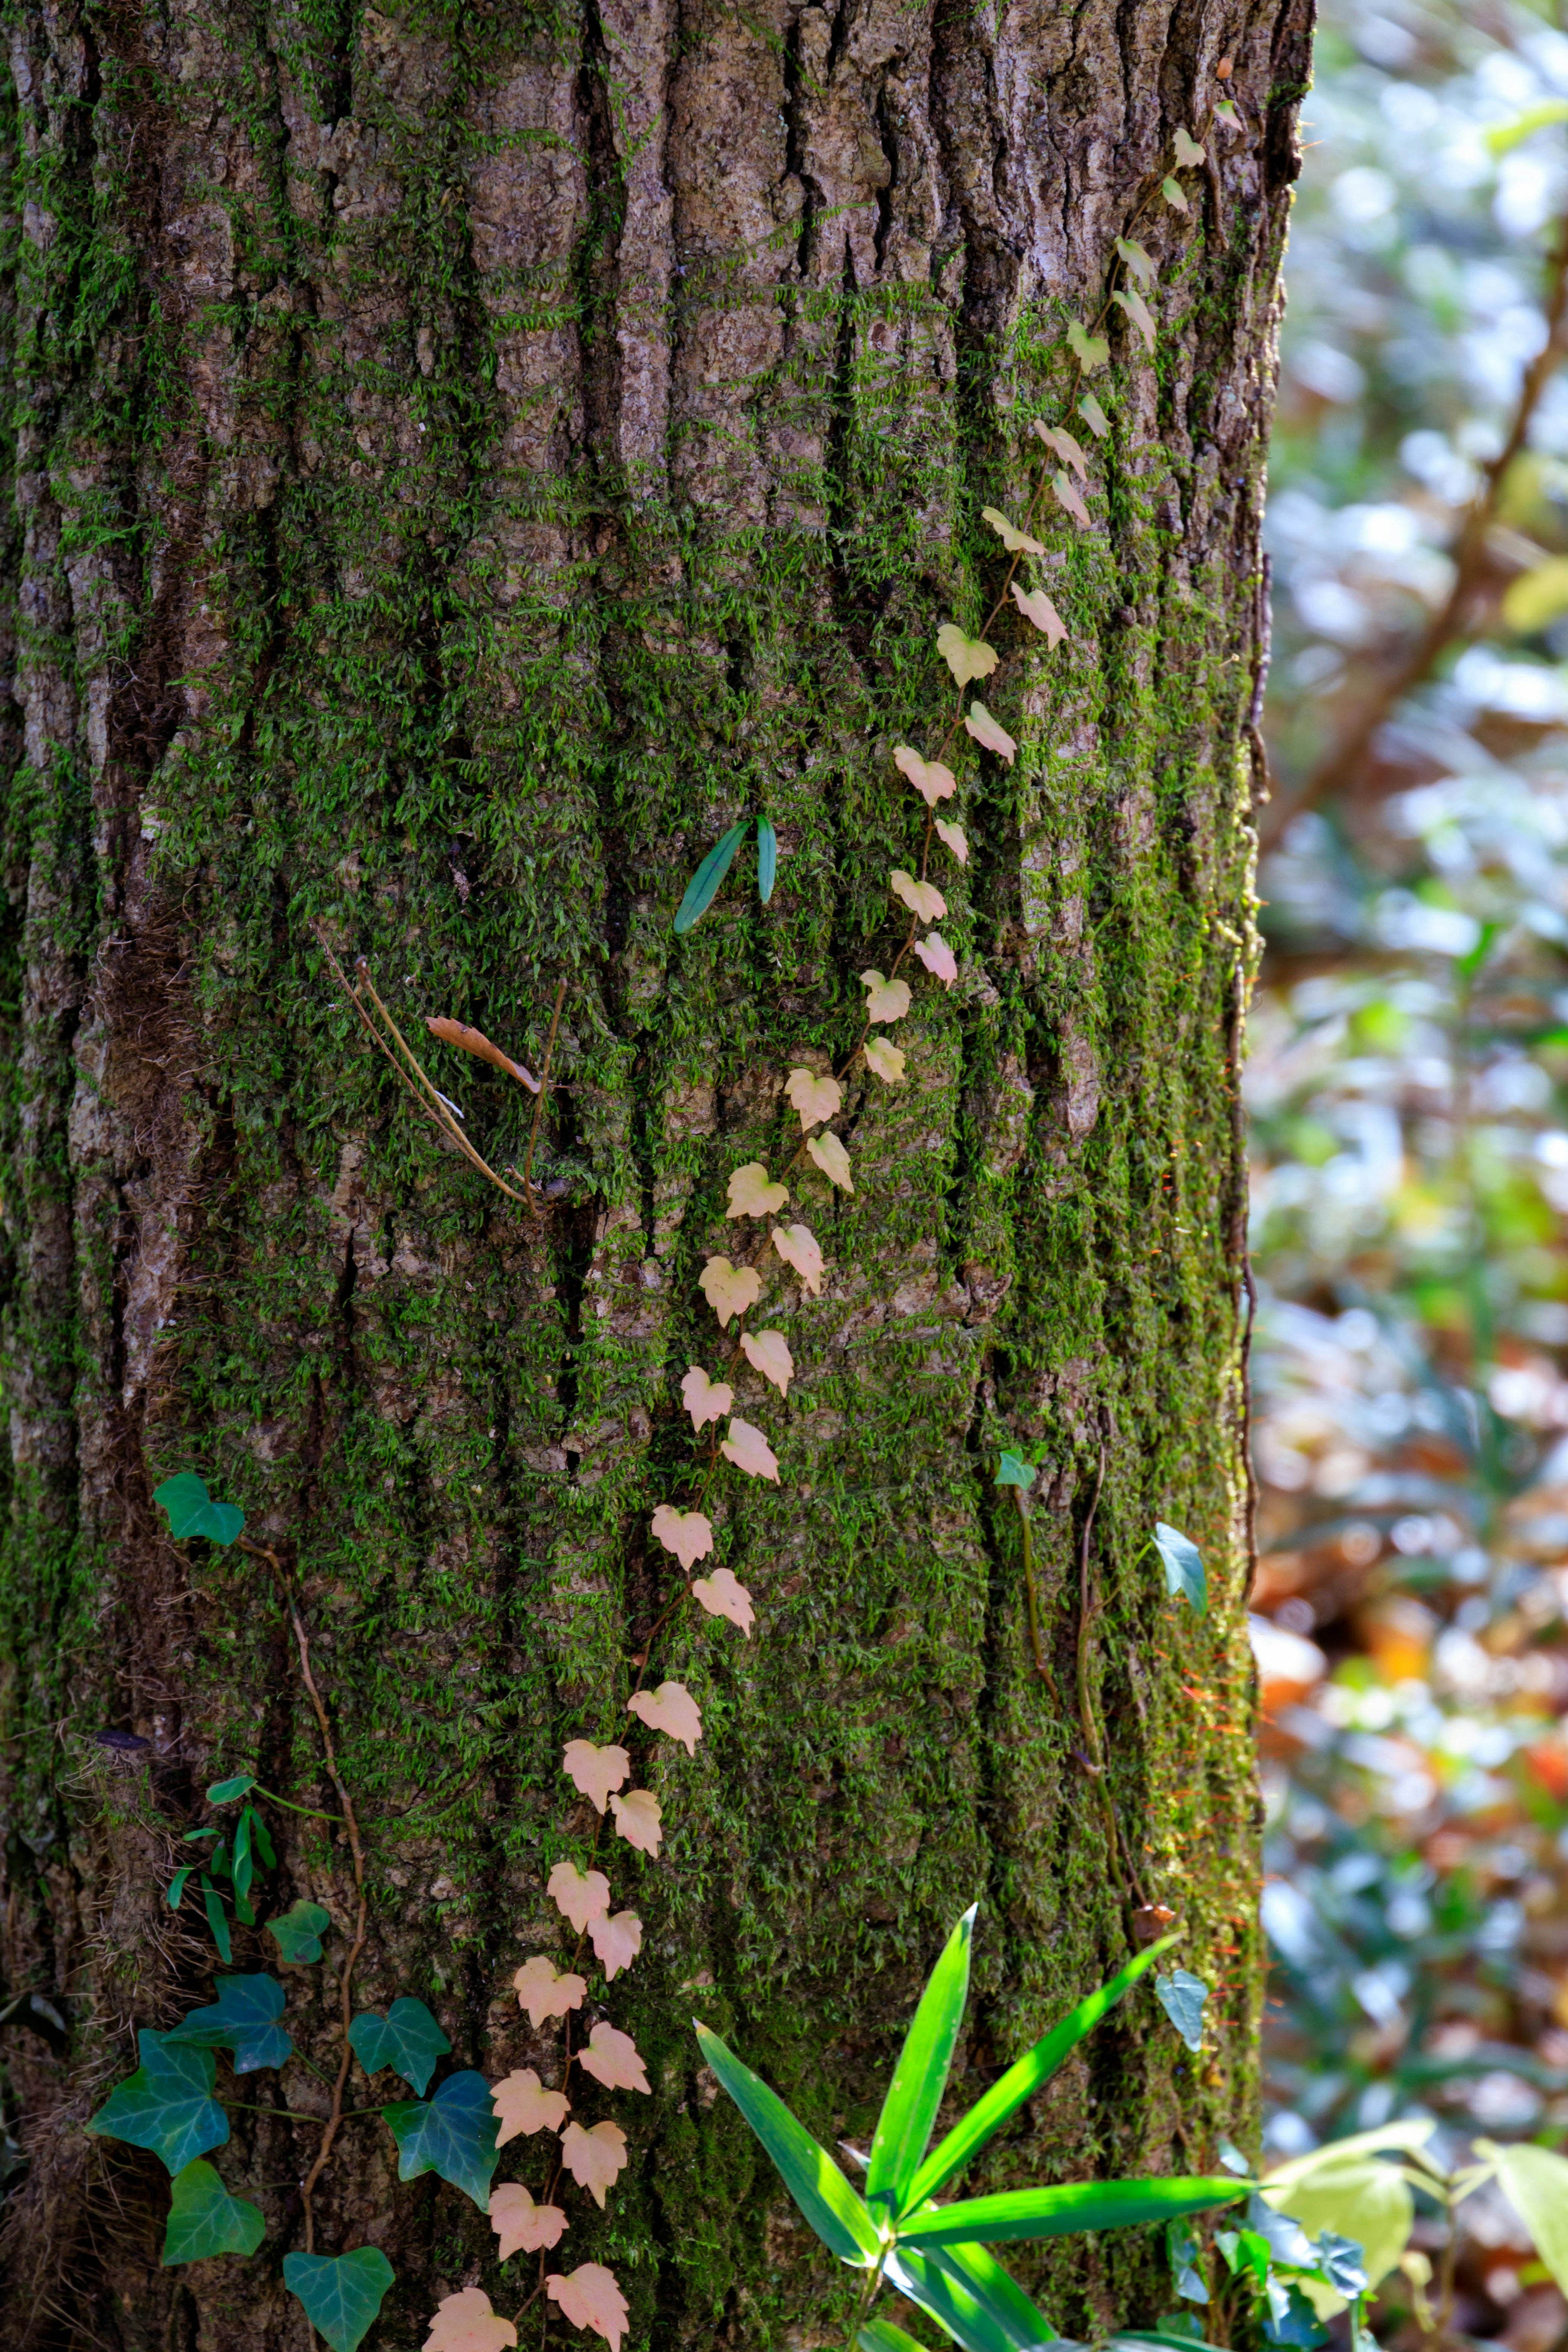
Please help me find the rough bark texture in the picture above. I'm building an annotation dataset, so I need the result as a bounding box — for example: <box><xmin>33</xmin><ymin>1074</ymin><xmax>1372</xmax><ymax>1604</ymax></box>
<box><xmin>0</xmin><ymin>0</ymin><xmax>1309</xmax><ymax>2345</ymax></box>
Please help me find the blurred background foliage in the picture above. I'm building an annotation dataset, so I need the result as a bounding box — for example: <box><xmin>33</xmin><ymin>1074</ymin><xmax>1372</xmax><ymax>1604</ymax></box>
<box><xmin>1253</xmin><ymin>0</ymin><xmax>1568</xmax><ymax>2343</ymax></box>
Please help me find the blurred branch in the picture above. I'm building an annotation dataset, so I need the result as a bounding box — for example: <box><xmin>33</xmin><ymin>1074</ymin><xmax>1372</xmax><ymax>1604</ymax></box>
<box><xmin>1258</xmin><ymin>216</ymin><xmax>1568</xmax><ymax>852</ymax></box>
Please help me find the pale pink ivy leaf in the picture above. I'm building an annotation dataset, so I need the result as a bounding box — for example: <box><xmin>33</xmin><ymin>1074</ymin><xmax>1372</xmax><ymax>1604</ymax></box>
<box><xmin>490</xmin><ymin>2183</ymin><xmax>567</xmax><ymax>2260</ymax></box>
<box><xmin>698</xmin><ymin>1255</ymin><xmax>762</xmax><ymax>1326</ymax></box>
<box><xmin>609</xmin><ymin>1788</ymin><xmax>663</xmax><ymax>1857</ymax></box>
<box><xmin>863</xmin><ymin>1036</ymin><xmax>906</xmax><ymax>1085</ymax></box>
<box><xmin>935</xmin><ymin>818</ymin><xmax>968</xmax><ymax>865</ymax></box>
<box><xmin>678</xmin><ymin>1370</ymin><xmax>733</xmax><ymax>1434</ymax></box>
<box><xmin>981</xmin><ymin>505</ymin><xmax>1044</xmax><ymax>555</ymax></box>
<box><xmin>547</xmin><ymin>1861</ymin><xmax>610</xmax><ymax>1934</ymax></box>
<box><xmin>1173</xmin><ymin>125</ymin><xmax>1206</xmax><ymax>166</ymax></box>
<box><xmin>914</xmin><ymin>933</ymin><xmax>958</xmax><ymax>987</ymax></box>
<box><xmin>726</xmin><ymin>1161</ymin><xmax>788</xmax><ymax>1218</ymax></box>
<box><xmin>560</xmin><ymin>2120</ymin><xmax>628</xmax><ymax>2209</ymax></box>
<box><xmin>1078</xmin><ymin>392</ymin><xmax>1112</xmax><ymax>439</ymax></box>
<box><xmin>861</xmin><ymin>968</ymin><xmax>911</xmax><ymax>1022</ymax></box>
<box><xmin>651</xmin><ymin>1500</ymin><xmax>714</xmax><ymax>1567</ymax></box>
<box><xmin>577</xmin><ymin>2021</ymin><xmax>651</xmax><ymax>2096</ymax></box>
<box><xmin>691</xmin><ymin>1566</ymin><xmax>755</xmax><ymax>1634</ymax></box>
<box><xmin>1053</xmin><ymin>470</ymin><xmax>1092</xmax><ymax>528</ymax></box>
<box><xmin>1112</xmin><ymin>287</ymin><xmax>1157</xmax><ymax>354</ymax></box>
<box><xmin>784</xmin><ymin>1067</ymin><xmax>842</xmax><ymax>1131</ymax></box>
<box><xmin>894</xmin><ymin>745</ymin><xmax>957</xmax><ymax>806</ymax></box>
<box><xmin>513</xmin><ymin>1956</ymin><xmax>586</xmax><ymax>2028</ymax></box>
<box><xmin>890</xmin><ymin>869</ymin><xmax>946</xmax><ymax>922</ymax></box>
<box><xmin>547</xmin><ymin>2265</ymin><xmax>630</xmax><ymax>2352</ymax></box>
<box><xmin>722</xmin><ymin>1417</ymin><xmax>781</xmax><ymax>1481</ymax></box>
<box><xmin>424</xmin><ymin>2287</ymin><xmax>518</xmax><ymax>2352</ymax></box>
<box><xmin>492</xmin><ymin>2068</ymin><xmax>570</xmax><ymax>2144</ymax></box>
<box><xmin>964</xmin><ymin>702</ymin><xmax>1016</xmax><ymax>764</ymax></box>
<box><xmin>935</xmin><ymin>622</ymin><xmax>998</xmax><ymax>686</ymax></box>
<box><xmin>806</xmin><ymin>1131</ymin><xmax>853</xmax><ymax>1193</ymax></box>
<box><xmin>1115</xmin><ymin>236</ymin><xmax>1157</xmax><ymax>286</ymax></box>
<box><xmin>1031</xmin><ymin>422</ymin><xmax>1088</xmax><ymax>480</ymax></box>
<box><xmin>588</xmin><ymin>1909</ymin><xmax>642</xmax><ymax>1979</ymax></box>
<box><xmin>1011</xmin><ymin>583</ymin><xmax>1067</xmax><ymax>647</ymax></box>
<box><xmin>1163</xmin><ymin>174</ymin><xmax>1189</xmax><ymax>211</ymax></box>
<box><xmin>627</xmin><ymin>1680</ymin><xmax>703</xmax><ymax>1753</ymax></box>
<box><xmin>772</xmin><ymin>1223</ymin><xmax>823</xmax><ymax>1296</ymax></box>
<box><xmin>562</xmin><ymin>1740</ymin><xmax>630</xmax><ymax>1815</ymax></box>
<box><xmin>741</xmin><ymin>1327</ymin><xmax>793</xmax><ymax>1397</ymax></box>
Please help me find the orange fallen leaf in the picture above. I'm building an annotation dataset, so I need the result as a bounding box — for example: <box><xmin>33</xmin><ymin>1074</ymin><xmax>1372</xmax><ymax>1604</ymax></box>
<box><xmin>425</xmin><ymin>1018</ymin><xmax>540</xmax><ymax>1093</ymax></box>
<box><xmin>609</xmin><ymin>1788</ymin><xmax>663</xmax><ymax>1857</ymax></box>
<box><xmin>492</xmin><ymin>2068</ymin><xmax>570</xmax><ymax>2144</ymax></box>
<box><xmin>691</xmin><ymin>1566</ymin><xmax>755</xmax><ymax>1634</ymax></box>
<box><xmin>1011</xmin><ymin>583</ymin><xmax>1066</xmax><ymax>646</ymax></box>
<box><xmin>891</xmin><ymin>869</ymin><xmax>946</xmax><ymax>922</ymax></box>
<box><xmin>914</xmin><ymin>933</ymin><xmax>958</xmax><ymax>987</ymax></box>
<box><xmin>679</xmin><ymin>1369</ymin><xmax>733</xmax><ymax>1432</ymax></box>
<box><xmin>807</xmin><ymin>1131</ymin><xmax>853</xmax><ymax>1192</ymax></box>
<box><xmin>784</xmin><ymin>1067</ymin><xmax>841</xmax><ymax>1131</ymax></box>
<box><xmin>981</xmin><ymin>505</ymin><xmax>1044</xmax><ymax>554</ymax></box>
<box><xmin>577</xmin><ymin>2021</ymin><xmax>651</xmax><ymax>2095</ymax></box>
<box><xmin>1032</xmin><ymin>421</ymin><xmax>1088</xmax><ymax>479</ymax></box>
<box><xmin>588</xmin><ymin>1909</ymin><xmax>642</xmax><ymax>1979</ymax></box>
<box><xmin>1053</xmin><ymin>470</ymin><xmax>1092</xmax><ymax>527</ymax></box>
<box><xmin>424</xmin><ymin>2287</ymin><xmax>518</xmax><ymax>2352</ymax></box>
<box><xmin>547</xmin><ymin>2264</ymin><xmax>629</xmax><ymax>2352</ymax></box>
<box><xmin>722</xmin><ymin>1417</ymin><xmax>781</xmax><ymax>1481</ymax></box>
<box><xmin>894</xmin><ymin>745</ymin><xmax>957</xmax><ymax>806</ymax></box>
<box><xmin>935</xmin><ymin>818</ymin><xmax>968</xmax><ymax>864</ymax></box>
<box><xmin>863</xmin><ymin>1037</ymin><xmax>906</xmax><ymax>1084</ymax></box>
<box><xmin>560</xmin><ymin>2119</ymin><xmax>628</xmax><ymax>2209</ymax></box>
<box><xmin>490</xmin><ymin>2181</ymin><xmax>568</xmax><ymax>2259</ymax></box>
<box><xmin>650</xmin><ymin>1501</ymin><xmax>714</xmax><ymax>1567</ymax></box>
<box><xmin>698</xmin><ymin>1256</ymin><xmax>762</xmax><ymax>1326</ymax></box>
<box><xmin>936</xmin><ymin>622</ymin><xmax>998</xmax><ymax>685</ymax></box>
<box><xmin>513</xmin><ymin>1956</ymin><xmax>586</xmax><ymax>2027</ymax></box>
<box><xmin>547</xmin><ymin>1862</ymin><xmax>610</xmax><ymax>1933</ymax></box>
<box><xmin>964</xmin><ymin>703</ymin><xmax>1016</xmax><ymax>763</ymax></box>
<box><xmin>726</xmin><ymin>1161</ymin><xmax>788</xmax><ymax>1218</ymax></box>
<box><xmin>861</xmin><ymin>968</ymin><xmax>911</xmax><ymax>1022</ymax></box>
<box><xmin>772</xmin><ymin>1222</ymin><xmax>823</xmax><ymax>1295</ymax></box>
<box><xmin>627</xmin><ymin>1680</ymin><xmax>703</xmax><ymax>1752</ymax></box>
<box><xmin>563</xmin><ymin>1740</ymin><xmax>630</xmax><ymax>1814</ymax></box>
<box><xmin>741</xmin><ymin>1327</ymin><xmax>793</xmax><ymax>1396</ymax></box>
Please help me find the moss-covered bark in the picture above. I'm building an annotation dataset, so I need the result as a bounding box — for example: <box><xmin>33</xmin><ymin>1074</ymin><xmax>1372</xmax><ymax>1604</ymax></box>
<box><xmin>0</xmin><ymin>0</ymin><xmax>1310</xmax><ymax>2343</ymax></box>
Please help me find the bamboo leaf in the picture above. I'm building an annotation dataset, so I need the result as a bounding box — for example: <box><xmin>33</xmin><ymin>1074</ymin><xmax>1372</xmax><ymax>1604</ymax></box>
<box><xmin>884</xmin><ymin>2245</ymin><xmax>1055</xmax><ymax>2352</ymax></box>
<box><xmin>674</xmin><ymin>821</ymin><xmax>750</xmax><ymax>933</ymax></box>
<box><xmin>860</xmin><ymin>2325</ymin><xmax>928</xmax><ymax>2352</ymax></box>
<box><xmin>926</xmin><ymin>2241</ymin><xmax>1060</xmax><ymax>2347</ymax></box>
<box><xmin>757</xmin><ymin>816</ymin><xmax>778</xmax><ymax>903</ymax></box>
<box><xmin>897</xmin><ymin>2176</ymin><xmax>1243</xmax><ymax>2247</ymax></box>
<box><xmin>694</xmin><ymin>2020</ymin><xmax>880</xmax><ymax>2265</ymax></box>
<box><xmin>866</xmin><ymin>1906</ymin><xmax>976</xmax><ymax>2214</ymax></box>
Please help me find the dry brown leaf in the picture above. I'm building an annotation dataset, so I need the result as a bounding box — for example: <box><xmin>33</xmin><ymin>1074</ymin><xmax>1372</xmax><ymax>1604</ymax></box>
<box><xmin>425</xmin><ymin>1018</ymin><xmax>540</xmax><ymax>1093</ymax></box>
<box><xmin>546</xmin><ymin>1862</ymin><xmax>610</xmax><ymax>1934</ymax></box>
<box><xmin>807</xmin><ymin>1131</ymin><xmax>853</xmax><ymax>1192</ymax></box>
<box><xmin>424</xmin><ymin>2286</ymin><xmax>518</xmax><ymax>2352</ymax></box>
<box><xmin>490</xmin><ymin>2182</ymin><xmax>567</xmax><ymax>2260</ymax></box>
<box><xmin>1011</xmin><ymin>583</ymin><xmax>1067</xmax><ymax>647</ymax></box>
<box><xmin>935</xmin><ymin>622</ymin><xmax>998</xmax><ymax>685</ymax></box>
<box><xmin>627</xmin><ymin>1680</ymin><xmax>703</xmax><ymax>1753</ymax></box>
<box><xmin>890</xmin><ymin>869</ymin><xmax>946</xmax><ymax>923</ymax></box>
<box><xmin>722</xmin><ymin>1417</ymin><xmax>781</xmax><ymax>1481</ymax></box>
<box><xmin>726</xmin><ymin>1161</ymin><xmax>789</xmax><ymax>1218</ymax></box>
<box><xmin>492</xmin><ymin>2068</ymin><xmax>570</xmax><ymax>2145</ymax></box>
<box><xmin>1031</xmin><ymin>422</ymin><xmax>1088</xmax><ymax>479</ymax></box>
<box><xmin>935</xmin><ymin>819</ymin><xmax>968</xmax><ymax>865</ymax></box>
<box><xmin>964</xmin><ymin>703</ymin><xmax>1017</xmax><ymax>764</ymax></box>
<box><xmin>562</xmin><ymin>1740</ymin><xmax>630</xmax><ymax>1815</ymax></box>
<box><xmin>698</xmin><ymin>1256</ymin><xmax>762</xmax><ymax>1326</ymax></box>
<box><xmin>588</xmin><ymin>1909</ymin><xmax>642</xmax><ymax>1979</ymax></box>
<box><xmin>547</xmin><ymin>2265</ymin><xmax>630</xmax><ymax>2352</ymax></box>
<box><xmin>679</xmin><ymin>1369</ymin><xmax>733</xmax><ymax>1432</ymax></box>
<box><xmin>741</xmin><ymin>1328</ymin><xmax>793</xmax><ymax>1396</ymax></box>
<box><xmin>577</xmin><ymin>2021</ymin><xmax>651</xmax><ymax>2096</ymax></box>
<box><xmin>772</xmin><ymin>1222</ymin><xmax>823</xmax><ymax>1296</ymax></box>
<box><xmin>650</xmin><ymin>1501</ymin><xmax>714</xmax><ymax>1567</ymax></box>
<box><xmin>914</xmin><ymin>934</ymin><xmax>959</xmax><ymax>988</ymax></box>
<box><xmin>981</xmin><ymin>505</ymin><xmax>1045</xmax><ymax>554</ymax></box>
<box><xmin>893</xmin><ymin>745</ymin><xmax>957</xmax><ymax>806</ymax></box>
<box><xmin>513</xmin><ymin>1956</ymin><xmax>586</xmax><ymax>2028</ymax></box>
<box><xmin>860</xmin><ymin>969</ymin><xmax>911</xmax><ymax>1022</ymax></box>
<box><xmin>784</xmin><ymin>1067</ymin><xmax>842</xmax><ymax>1131</ymax></box>
<box><xmin>560</xmin><ymin>2120</ymin><xmax>628</xmax><ymax>2209</ymax></box>
<box><xmin>863</xmin><ymin>1037</ymin><xmax>906</xmax><ymax>1085</ymax></box>
<box><xmin>1053</xmin><ymin>471</ymin><xmax>1093</xmax><ymax>528</ymax></box>
<box><xmin>691</xmin><ymin>1566</ymin><xmax>755</xmax><ymax>1635</ymax></box>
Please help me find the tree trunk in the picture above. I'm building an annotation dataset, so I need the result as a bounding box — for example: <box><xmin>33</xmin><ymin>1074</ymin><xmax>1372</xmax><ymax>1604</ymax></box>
<box><xmin>0</xmin><ymin>0</ymin><xmax>1309</xmax><ymax>2344</ymax></box>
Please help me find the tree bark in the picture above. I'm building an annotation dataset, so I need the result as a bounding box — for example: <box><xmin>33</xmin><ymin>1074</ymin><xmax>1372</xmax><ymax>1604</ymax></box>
<box><xmin>0</xmin><ymin>0</ymin><xmax>1310</xmax><ymax>2345</ymax></box>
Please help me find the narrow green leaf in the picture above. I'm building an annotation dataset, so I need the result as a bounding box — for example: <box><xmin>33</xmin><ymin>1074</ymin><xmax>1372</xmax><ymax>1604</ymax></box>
<box><xmin>383</xmin><ymin>2071</ymin><xmax>499</xmax><ymax>2209</ymax></box>
<box><xmin>166</xmin><ymin>1974</ymin><xmax>291</xmax><ymax>2074</ymax></box>
<box><xmin>757</xmin><ymin>815</ymin><xmax>777</xmax><ymax>904</ymax></box>
<box><xmin>201</xmin><ymin>1879</ymin><xmax>232</xmax><ymax>1965</ymax></box>
<box><xmin>266</xmin><ymin>1900</ymin><xmax>333</xmax><ymax>1964</ymax></box>
<box><xmin>349</xmin><ymin>1997</ymin><xmax>451</xmax><ymax>2096</ymax></box>
<box><xmin>867</xmin><ymin>1906</ymin><xmax>976</xmax><ymax>2214</ymax></box>
<box><xmin>1476</xmin><ymin>2141</ymin><xmax>1568</xmax><ymax>2298</ymax></box>
<box><xmin>232</xmin><ymin>1811</ymin><xmax>254</xmax><ymax>1901</ymax></box>
<box><xmin>925</xmin><ymin>2241</ymin><xmax>1059</xmax><ymax>2347</ymax></box>
<box><xmin>885</xmin><ymin>2245</ymin><xmax>1053</xmax><ymax>2352</ymax></box>
<box><xmin>250</xmin><ymin>1809</ymin><xmax>276</xmax><ymax>1871</ymax></box>
<box><xmin>695</xmin><ymin>2020</ymin><xmax>880</xmax><ymax>2265</ymax></box>
<box><xmin>87</xmin><ymin>2031</ymin><xmax>229</xmax><ymax>2176</ymax></box>
<box><xmin>283</xmin><ymin>2249</ymin><xmax>395</xmax><ymax>2352</ymax></box>
<box><xmin>897</xmin><ymin>2176</ymin><xmax>1242</xmax><ymax>2247</ymax></box>
<box><xmin>909</xmin><ymin>1933</ymin><xmax>1180</xmax><ymax>2205</ymax></box>
<box><xmin>205</xmin><ymin>1775</ymin><xmax>256</xmax><ymax>1804</ymax></box>
<box><xmin>860</xmin><ymin>2324</ymin><xmax>928</xmax><ymax>2352</ymax></box>
<box><xmin>674</xmin><ymin>820</ymin><xmax>749</xmax><ymax>933</ymax></box>
<box><xmin>162</xmin><ymin>2158</ymin><xmax>267</xmax><ymax>2263</ymax></box>
<box><xmin>167</xmin><ymin>1866</ymin><xmax>196</xmax><ymax>1911</ymax></box>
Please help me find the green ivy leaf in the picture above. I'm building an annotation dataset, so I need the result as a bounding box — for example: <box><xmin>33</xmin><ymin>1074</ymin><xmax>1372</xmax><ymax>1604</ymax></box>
<box><xmin>162</xmin><ymin>2158</ymin><xmax>266</xmax><ymax>2264</ymax></box>
<box><xmin>166</xmin><ymin>1974</ymin><xmax>291</xmax><ymax>2074</ymax></box>
<box><xmin>152</xmin><ymin>1472</ymin><xmax>245</xmax><ymax>1548</ymax></box>
<box><xmin>266</xmin><ymin>1900</ymin><xmax>333</xmax><ymax>1964</ymax></box>
<box><xmin>1078</xmin><ymin>394</ymin><xmax>1111</xmax><ymax>439</ymax></box>
<box><xmin>1152</xmin><ymin>1523</ymin><xmax>1207</xmax><ymax>1617</ymax></box>
<box><xmin>348</xmin><ymin>1997</ymin><xmax>451</xmax><ymax>2095</ymax></box>
<box><xmin>1154</xmin><ymin>1970</ymin><xmax>1209</xmax><ymax>2053</ymax></box>
<box><xmin>283</xmin><ymin>2248</ymin><xmax>396</xmax><ymax>2352</ymax></box>
<box><xmin>1066</xmin><ymin>318</ymin><xmax>1109</xmax><ymax>372</ymax></box>
<box><xmin>87</xmin><ymin>2031</ymin><xmax>229</xmax><ymax>2175</ymax></box>
<box><xmin>382</xmin><ymin>2069</ymin><xmax>499</xmax><ymax>2209</ymax></box>
<box><xmin>994</xmin><ymin>1452</ymin><xmax>1034</xmax><ymax>1492</ymax></box>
